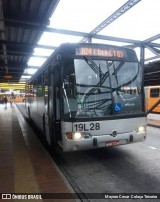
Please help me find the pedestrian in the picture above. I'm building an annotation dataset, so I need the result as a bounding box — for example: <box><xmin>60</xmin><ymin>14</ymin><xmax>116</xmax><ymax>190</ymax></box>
<box><xmin>10</xmin><ymin>97</ymin><xmax>13</xmax><ymax>107</ymax></box>
<box><xmin>3</xmin><ymin>95</ymin><xmax>8</xmax><ymax>109</ymax></box>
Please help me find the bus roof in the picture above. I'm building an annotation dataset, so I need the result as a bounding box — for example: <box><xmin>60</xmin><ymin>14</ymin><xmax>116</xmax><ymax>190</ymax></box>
<box><xmin>27</xmin><ymin>42</ymin><xmax>138</xmax><ymax>84</ymax></box>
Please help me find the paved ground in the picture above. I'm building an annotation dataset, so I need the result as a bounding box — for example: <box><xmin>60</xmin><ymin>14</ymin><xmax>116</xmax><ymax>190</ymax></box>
<box><xmin>57</xmin><ymin>125</ymin><xmax>160</xmax><ymax>202</ymax></box>
<box><xmin>16</xmin><ymin>103</ymin><xmax>160</xmax><ymax>202</ymax></box>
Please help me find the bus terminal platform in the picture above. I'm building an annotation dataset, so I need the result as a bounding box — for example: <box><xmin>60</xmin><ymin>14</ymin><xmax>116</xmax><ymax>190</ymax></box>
<box><xmin>0</xmin><ymin>102</ymin><xmax>159</xmax><ymax>201</ymax></box>
<box><xmin>0</xmin><ymin>103</ymin><xmax>76</xmax><ymax>202</ymax></box>
<box><xmin>147</xmin><ymin>113</ymin><xmax>160</xmax><ymax>128</ymax></box>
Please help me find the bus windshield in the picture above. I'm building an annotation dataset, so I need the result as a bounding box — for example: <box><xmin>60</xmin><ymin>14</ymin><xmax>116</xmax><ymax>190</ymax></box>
<box><xmin>62</xmin><ymin>57</ymin><xmax>143</xmax><ymax>118</ymax></box>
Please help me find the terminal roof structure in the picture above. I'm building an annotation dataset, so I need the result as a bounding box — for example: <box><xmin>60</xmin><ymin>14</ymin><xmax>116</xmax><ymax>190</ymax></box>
<box><xmin>0</xmin><ymin>0</ymin><xmax>160</xmax><ymax>86</ymax></box>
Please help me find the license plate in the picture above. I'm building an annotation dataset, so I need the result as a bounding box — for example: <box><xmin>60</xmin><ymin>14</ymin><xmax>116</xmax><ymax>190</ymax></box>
<box><xmin>106</xmin><ymin>140</ymin><xmax>119</xmax><ymax>147</ymax></box>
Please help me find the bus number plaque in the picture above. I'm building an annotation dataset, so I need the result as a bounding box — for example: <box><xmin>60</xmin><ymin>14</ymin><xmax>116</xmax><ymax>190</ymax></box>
<box><xmin>74</xmin><ymin>123</ymin><xmax>100</xmax><ymax>131</ymax></box>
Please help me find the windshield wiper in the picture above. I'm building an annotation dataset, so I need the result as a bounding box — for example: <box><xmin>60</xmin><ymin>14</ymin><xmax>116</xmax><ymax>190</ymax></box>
<box><xmin>83</xmin><ymin>56</ymin><xmax>103</xmax><ymax>78</ymax></box>
<box><xmin>83</xmin><ymin>56</ymin><xmax>110</xmax><ymax>87</ymax></box>
<box><xmin>112</xmin><ymin>59</ymin><xmax>126</xmax><ymax>75</ymax></box>
<box><xmin>108</xmin><ymin>59</ymin><xmax>125</xmax><ymax>85</ymax></box>
<box><xmin>83</xmin><ymin>56</ymin><xmax>111</xmax><ymax>96</ymax></box>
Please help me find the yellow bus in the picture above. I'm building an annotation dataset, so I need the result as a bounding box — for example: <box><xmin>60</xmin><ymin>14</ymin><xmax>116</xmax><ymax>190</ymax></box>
<box><xmin>145</xmin><ymin>86</ymin><xmax>160</xmax><ymax>113</ymax></box>
<box><xmin>0</xmin><ymin>92</ymin><xmax>25</xmax><ymax>103</ymax></box>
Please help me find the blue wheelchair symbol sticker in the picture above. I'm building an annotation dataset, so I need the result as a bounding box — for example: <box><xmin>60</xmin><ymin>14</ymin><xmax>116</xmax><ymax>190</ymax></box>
<box><xmin>114</xmin><ymin>103</ymin><xmax>122</xmax><ymax>112</ymax></box>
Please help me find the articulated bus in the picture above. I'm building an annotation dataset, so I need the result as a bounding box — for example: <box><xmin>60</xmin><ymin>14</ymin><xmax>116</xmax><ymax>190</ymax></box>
<box><xmin>25</xmin><ymin>43</ymin><xmax>147</xmax><ymax>152</ymax></box>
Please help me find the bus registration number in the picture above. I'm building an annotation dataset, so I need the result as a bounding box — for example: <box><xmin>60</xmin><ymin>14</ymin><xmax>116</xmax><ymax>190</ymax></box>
<box><xmin>73</xmin><ymin>123</ymin><xmax>100</xmax><ymax>131</ymax></box>
<box><xmin>106</xmin><ymin>140</ymin><xmax>119</xmax><ymax>147</ymax></box>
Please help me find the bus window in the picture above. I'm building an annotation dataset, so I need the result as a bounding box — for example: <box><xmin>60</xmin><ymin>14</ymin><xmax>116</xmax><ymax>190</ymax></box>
<box><xmin>37</xmin><ymin>74</ymin><xmax>43</xmax><ymax>97</ymax></box>
<box><xmin>44</xmin><ymin>70</ymin><xmax>48</xmax><ymax>113</ymax></box>
<box><xmin>63</xmin><ymin>61</ymin><xmax>78</xmax><ymax>117</ymax></box>
<box><xmin>145</xmin><ymin>87</ymin><xmax>160</xmax><ymax>113</ymax></box>
<box><xmin>150</xmin><ymin>88</ymin><xmax>160</xmax><ymax>98</ymax></box>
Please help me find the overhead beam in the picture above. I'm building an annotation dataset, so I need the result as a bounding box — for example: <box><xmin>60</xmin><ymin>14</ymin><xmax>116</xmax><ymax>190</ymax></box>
<box><xmin>0</xmin><ymin>40</ymin><xmax>57</xmax><ymax>50</ymax></box>
<box><xmin>149</xmin><ymin>43</ymin><xmax>160</xmax><ymax>48</ymax></box>
<box><xmin>145</xmin><ymin>56</ymin><xmax>160</xmax><ymax>62</ymax></box>
<box><xmin>145</xmin><ymin>45</ymin><xmax>160</xmax><ymax>57</ymax></box>
<box><xmin>0</xmin><ymin>39</ymin><xmax>160</xmax><ymax>50</ymax></box>
<box><xmin>4</xmin><ymin>18</ymin><xmax>50</xmax><ymax>27</ymax></box>
<box><xmin>147</xmin><ymin>46</ymin><xmax>160</xmax><ymax>54</ymax></box>
<box><xmin>4</xmin><ymin>19</ymin><xmax>143</xmax><ymax>45</ymax></box>
<box><xmin>144</xmin><ymin>34</ymin><xmax>160</xmax><ymax>43</ymax></box>
<box><xmin>5</xmin><ymin>19</ymin><xmax>88</xmax><ymax>37</ymax></box>
<box><xmin>0</xmin><ymin>50</ymin><xmax>48</xmax><ymax>58</ymax></box>
<box><xmin>93</xmin><ymin>34</ymin><xmax>142</xmax><ymax>44</ymax></box>
<box><xmin>0</xmin><ymin>62</ymin><xmax>39</xmax><ymax>69</ymax></box>
<box><xmin>81</xmin><ymin>0</ymin><xmax>141</xmax><ymax>42</ymax></box>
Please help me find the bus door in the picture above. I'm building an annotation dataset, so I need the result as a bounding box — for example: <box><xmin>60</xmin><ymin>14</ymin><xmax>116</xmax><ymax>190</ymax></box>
<box><xmin>43</xmin><ymin>70</ymin><xmax>51</xmax><ymax>144</ymax></box>
<box><xmin>48</xmin><ymin>66</ymin><xmax>61</xmax><ymax>145</ymax></box>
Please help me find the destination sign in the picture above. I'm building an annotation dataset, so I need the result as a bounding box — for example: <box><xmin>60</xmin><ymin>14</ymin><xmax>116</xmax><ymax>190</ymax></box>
<box><xmin>76</xmin><ymin>47</ymin><xmax>124</xmax><ymax>58</ymax></box>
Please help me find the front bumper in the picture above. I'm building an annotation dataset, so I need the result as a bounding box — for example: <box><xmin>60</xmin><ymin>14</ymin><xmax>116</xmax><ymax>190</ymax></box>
<box><xmin>63</xmin><ymin>131</ymin><xmax>147</xmax><ymax>152</ymax></box>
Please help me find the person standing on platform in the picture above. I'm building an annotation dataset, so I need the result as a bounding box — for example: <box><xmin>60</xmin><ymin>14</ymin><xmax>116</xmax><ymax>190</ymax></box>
<box><xmin>10</xmin><ymin>92</ymin><xmax>14</xmax><ymax>107</ymax></box>
<box><xmin>10</xmin><ymin>96</ymin><xmax>13</xmax><ymax>107</ymax></box>
<box><xmin>3</xmin><ymin>95</ymin><xmax>8</xmax><ymax>109</ymax></box>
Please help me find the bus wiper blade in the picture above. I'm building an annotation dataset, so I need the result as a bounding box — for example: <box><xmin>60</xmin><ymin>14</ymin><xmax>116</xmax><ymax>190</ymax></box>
<box><xmin>83</xmin><ymin>56</ymin><xmax>112</xmax><ymax>97</ymax></box>
<box><xmin>112</xmin><ymin>62</ymin><xmax>118</xmax><ymax>84</ymax></box>
<box><xmin>112</xmin><ymin>59</ymin><xmax>126</xmax><ymax>75</ymax></box>
<box><xmin>83</xmin><ymin>56</ymin><xmax>103</xmax><ymax>78</ymax></box>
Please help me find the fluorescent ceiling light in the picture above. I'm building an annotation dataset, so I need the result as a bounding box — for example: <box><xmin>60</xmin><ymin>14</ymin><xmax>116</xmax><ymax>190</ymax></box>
<box><xmin>27</xmin><ymin>57</ymin><xmax>46</xmax><ymax>67</ymax></box>
<box><xmin>38</xmin><ymin>32</ymin><xmax>82</xmax><ymax>47</ymax></box>
<box><xmin>33</xmin><ymin>48</ymin><xmax>54</xmax><ymax>57</ymax></box>
<box><xmin>21</xmin><ymin>75</ymin><xmax>31</xmax><ymax>79</ymax></box>
<box><xmin>24</xmin><ymin>68</ymin><xmax>37</xmax><ymax>75</ymax></box>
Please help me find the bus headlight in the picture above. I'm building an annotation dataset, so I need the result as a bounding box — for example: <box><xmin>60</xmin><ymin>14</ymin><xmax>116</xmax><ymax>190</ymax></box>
<box><xmin>66</xmin><ymin>132</ymin><xmax>91</xmax><ymax>140</ymax></box>
<box><xmin>137</xmin><ymin>126</ymin><xmax>146</xmax><ymax>133</ymax></box>
<box><xmin>66</xmin><ymin>132</ymin><xmax>82</xmax><ymax>140</ymax></box>
<box><xmin>73</xmin><ymin>132</ymin><xmax>82</xmax><ymax>141</ymax></box>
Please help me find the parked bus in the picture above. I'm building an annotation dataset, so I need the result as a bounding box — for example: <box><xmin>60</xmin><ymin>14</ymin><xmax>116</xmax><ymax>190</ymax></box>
<box><xmin>145</xmin><ymin>86</ymin><xmax>160</xmax><ymax>113</ymax></box>
<box><xmin>25</xmin><ymin>43</ymin><xmax>147</xmax><ymax>152</ymax></box>
<box><xmin>0</xmin><ymin>92</ymin><xmax>25</xmax><ymax>103</ymax></box>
